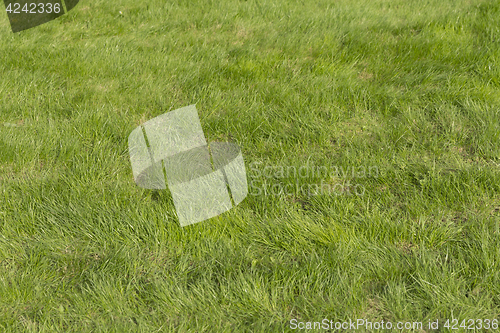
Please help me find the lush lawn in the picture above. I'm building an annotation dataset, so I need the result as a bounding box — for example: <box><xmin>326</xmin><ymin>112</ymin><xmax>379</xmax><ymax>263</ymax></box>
<box><xmin>1</xmin><ymin>0</ymin><xmax>500</xmax><ymax>331</ymax></box>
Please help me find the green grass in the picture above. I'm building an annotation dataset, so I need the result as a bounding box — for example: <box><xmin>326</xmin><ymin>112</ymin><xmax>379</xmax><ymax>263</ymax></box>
<box><xmin>1</xmin><ymin>0</ymin><xmax>500</xmax><ymax>331</ymax></box>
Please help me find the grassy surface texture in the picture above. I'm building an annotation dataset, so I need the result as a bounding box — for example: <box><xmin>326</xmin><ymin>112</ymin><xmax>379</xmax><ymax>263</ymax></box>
<box><xmin>1</xmin><ymin>0</ymin><xmax>500</xmax><ymax>332</ymax></box>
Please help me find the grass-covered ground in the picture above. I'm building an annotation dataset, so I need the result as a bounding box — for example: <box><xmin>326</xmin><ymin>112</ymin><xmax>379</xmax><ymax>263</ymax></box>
<box><xmin>1</xmin><ymin>0</ymin><xmax>500</xmax><ymax>331</ymax></box>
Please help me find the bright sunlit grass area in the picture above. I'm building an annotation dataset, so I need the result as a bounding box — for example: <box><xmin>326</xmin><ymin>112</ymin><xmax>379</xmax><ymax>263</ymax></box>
<box><xmin>1</xmin><ymin>0</ymin><xmax>500</xmax><ymax>331</ymax></box>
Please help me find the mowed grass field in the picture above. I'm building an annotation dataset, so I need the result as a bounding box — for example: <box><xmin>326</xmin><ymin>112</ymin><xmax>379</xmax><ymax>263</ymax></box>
<box><xmin>1</xmin><ymin>0</ymin><xmax>500</xmax><ymax>331</ymax></box>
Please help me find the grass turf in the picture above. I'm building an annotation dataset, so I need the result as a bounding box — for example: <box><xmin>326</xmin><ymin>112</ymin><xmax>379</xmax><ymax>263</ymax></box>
<box><xmin>0</xmin><ymin>0</ymin><xmax>500</xmax><ymax>331</ymax></box>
